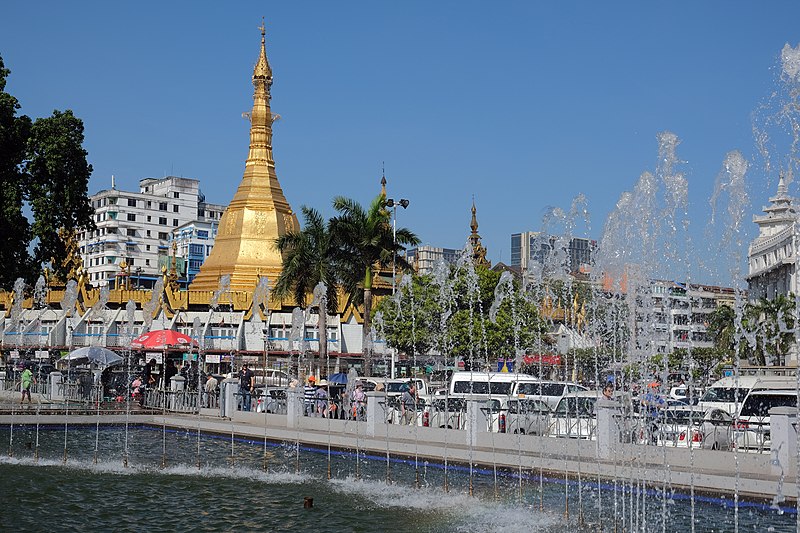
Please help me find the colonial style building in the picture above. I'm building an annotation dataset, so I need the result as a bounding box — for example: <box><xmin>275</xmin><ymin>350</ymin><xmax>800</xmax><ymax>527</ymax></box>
<box><xmin>747</xmin><ymin>174</ymin><xmax>798</xmax><ymax>300</ymax></box>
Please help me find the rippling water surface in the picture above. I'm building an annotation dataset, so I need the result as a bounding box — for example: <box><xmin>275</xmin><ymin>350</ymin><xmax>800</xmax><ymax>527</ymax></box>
<box><xmin>0</xmin><ymin>425</ymin><xmax>794</xmax><ymax>532</ymax></box>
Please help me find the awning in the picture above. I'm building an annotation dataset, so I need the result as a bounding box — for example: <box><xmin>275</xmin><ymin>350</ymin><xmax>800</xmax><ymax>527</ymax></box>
<box><xmin>523</xmin><ymin>354</ymin><xmax>562</xmax><ymax>366</ymax></box>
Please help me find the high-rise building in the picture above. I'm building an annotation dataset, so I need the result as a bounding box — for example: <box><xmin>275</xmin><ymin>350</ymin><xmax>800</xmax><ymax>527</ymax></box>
<box><xmin>406</xmin><ymin>246</ymin><xmax>460</xmax><ymax>275</ymax></box>
<box><xmin>78</xmin><ymin>176</ymin><xmax>225</xmax><ymax>288</ymax></box>
<box><xmin>510</xmin><ymin>231</ymin><xmax>595</xmax><ymax>276</ymax></box>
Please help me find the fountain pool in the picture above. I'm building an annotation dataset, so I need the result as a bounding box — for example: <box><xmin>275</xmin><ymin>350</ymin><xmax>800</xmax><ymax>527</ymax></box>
<box><xmin>0</xmin><ymin>425</ymin><xmax>793</xmax><ymax>533</ymax></box>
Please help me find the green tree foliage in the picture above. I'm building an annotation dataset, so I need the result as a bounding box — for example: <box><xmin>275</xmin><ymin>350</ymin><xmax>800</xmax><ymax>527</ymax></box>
<box><xmin>26</xmin><ymin>109</ymin><xmax>95</xmax><ymax>280</ymax></box>
<box><xmin>372</xmin><ymin>274</ymin><xmax>440</xmax><ymax>357</ymax></box>
<box><xmin>274</xmin><ymin>206</ymin><xmax>341</xmax><ymax>360</ymax></box>
<box><xmin>742</xmin><ymin>295</ymin><xmax>796</xmax><ymax>366</ymax></box>
<box><xmin>0</xmin><ymin>55</ymin><xmax>95</xmax><ymax>288</ymax></box>
<box><xmin>330</xmin><ymin>194</ymin><xmax>419</xmax><ymax>375</ymax></box>
<box><xmin>375</xmin><ymin>266</ymin><xmax>546</xmax><ymax>368</ymax></box>
<box><xmin>706</xmin><ymin>303</ymin><xmax>737</xmax><ymax>358</ymax></box>
<box><xmin>0</xmin><ymin>55</ymin><xmax>33</xmax><ymax>287</ymax></box>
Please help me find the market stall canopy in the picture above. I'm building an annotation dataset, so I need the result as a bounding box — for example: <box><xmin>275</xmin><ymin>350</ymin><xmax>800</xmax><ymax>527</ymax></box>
<box><xmin>61</xmin><ymin>346</ymin><xmax>123</xmax><ymax>368</ymax></box>
<box><xmin>131</xmin><ymin>329</ymin><xmax>199</xmax><ymax>350</ymax></box>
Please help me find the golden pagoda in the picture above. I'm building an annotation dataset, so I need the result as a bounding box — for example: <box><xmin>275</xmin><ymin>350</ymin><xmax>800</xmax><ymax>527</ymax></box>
<box><xmin>190</xmin><ymin>23</ymin><xmax>299</xmax><ymax>292</ymax></box>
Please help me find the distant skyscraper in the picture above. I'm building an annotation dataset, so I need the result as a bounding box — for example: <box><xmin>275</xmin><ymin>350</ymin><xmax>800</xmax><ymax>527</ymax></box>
<box><xmin>510</xmin><ymin>231</ymin><xmax>595</xmax><ymax>275</ymax></box>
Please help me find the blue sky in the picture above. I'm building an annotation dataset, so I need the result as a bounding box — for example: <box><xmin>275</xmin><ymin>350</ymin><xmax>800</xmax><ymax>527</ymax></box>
<box><xmin>2</xmin><ymin>2</ymin><xmax>800</xmax><ymax>285</ymax></box>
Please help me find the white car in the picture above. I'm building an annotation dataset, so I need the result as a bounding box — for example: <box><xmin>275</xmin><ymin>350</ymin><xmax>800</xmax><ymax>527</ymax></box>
<box><xmin>732</xmin><ymin>390</ymin><xmax>797</xmax><ymax>452</ymax></box>
<box><xmin>505</xmin><ymin>398</ymin><xmax>551</xmax><ymax>435</ymax></box>
<box><xmin>549</xmin><ymin>391</ymin><xmax>599</xmax><ymax>439</ymax></box>
<box><xmin>255</xmin><ymin>387</ymin><xmax>288</xmax><ymax>414</ymax></box>
<box><xmin>426</xmin><ymin>397</ymin><xmax>468</xmax><ymax>429</ymax></box>
<box><xmin>657</xmin><ymin>406</ymin><xmax>733</xmax><ymax>450</ymax></box>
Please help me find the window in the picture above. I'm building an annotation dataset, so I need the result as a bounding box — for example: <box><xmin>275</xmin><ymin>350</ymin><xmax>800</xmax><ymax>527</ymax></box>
<box><xmin>145</xmin><ymin>259</ymin><xmax>151</xmax><ymax>266</ymax></box>
<box><xmin>197</xmin><ymin>230</ymin><xmax>209</xmax><ymax>239</ymax></box>
<box><xmin>189</xmin><ymin>259</ymin><xmax>202</xmax><ymax>270</ymax></box>
<box><xmin>146</xmin><ymin>230</ymin><xmax>151</xmax><ymax>237</ymax></box>
<box><xmin>158</xmin><ymin>232</ymin><xmax>168</xmax><ymax>240</ymax></box>
<box><xmin>189</xmin><ymin>244</ymin><xmax>204</xmax><ymax>256</ymax></box>
<box><xmin>126</xmin><ymin>229</ymin><xmax>136</xmax><ymax>237</ymax></box>
<box><xmin>173</xmin><ymin>192</ymin><xmax>180</xmax><ymax>199</ymax></box>
<box><xmin>147</xmin><ymin>216</ymin><xmax>151</xmax><ymax>222</ymax></box>
<box><xmin>127</xmin><ymin>213</ymin><xmax>136</xmax><ymax>222</ymax></box>
<box><xmin>159</xmin><ymin>217</ymin><xmax>167</xmax><ymax>225</ymax></box>
<box><xmin>147</xmin><ymin>201</ymin><xmax>152</xmax><ymax>209</ymax></box>
<box><xmin>127</xmin><ymin>198</ymin><xmax>137</xmax><ymax>207</ymax></box>
<box><xmin>159</xmin><ymin>202</ymin><xmax>168</xmax><ymax>211</ymax></box>
<box><xmin>173</xmin><ymin>219</ymin><xmax>178</xmax><ymax>226</ymax></box>
<box><xmin>173</xmin><ymin>205</ymin><xmax>179</xmax><ymax>213</ymax></box>
<box><xmin>197</xmin><ymin>209</ymin><xmax>205</xmax><ymax>218</ymax></box>
<box><xmin>146</xmin><ymin>245</ymin><xmax>151</xmax><ymax>251</ymax></box>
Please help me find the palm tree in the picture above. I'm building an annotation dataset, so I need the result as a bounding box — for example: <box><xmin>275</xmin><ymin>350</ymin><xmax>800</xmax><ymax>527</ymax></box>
<box><xmin>274</xmin><ymin>206</ymin><xmax>340</xmax><ymax>365</ymax></box>
<box><xmin>706</xmin><ymin>303</ymin><xmax>736</xmax><ymax>358</ymax></box>
<box><xmin>331</xmin><ymin>194</ymin><xmax>420</xmax><ymax>375</ymax></box>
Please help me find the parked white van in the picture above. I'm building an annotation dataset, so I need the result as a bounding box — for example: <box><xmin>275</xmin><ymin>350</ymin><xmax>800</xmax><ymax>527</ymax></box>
<box><xmin>448</xmin><ymin>371</ymin><xmax>523</xmax><ymax>398</ymax></box>
<box><xmin>697</xmin><ymin>375</ymin><xmax>796</xmax><ymax>415</ymax></box>
<box><xmin>514</xmin><ymin>380</ymin><xmax>589</xmax><ymax>410</ymax></box>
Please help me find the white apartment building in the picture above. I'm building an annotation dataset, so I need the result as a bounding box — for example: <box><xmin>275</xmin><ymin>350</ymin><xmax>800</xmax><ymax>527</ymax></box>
<box><xmin>641</xmin><ymin>280</ymin><xmax>735</xmax><ymax>354</ymax></box>
<box><xmin>78</xmin><ymin>176</ymin><xmax>226</xmax><ymax>288</ymax></box>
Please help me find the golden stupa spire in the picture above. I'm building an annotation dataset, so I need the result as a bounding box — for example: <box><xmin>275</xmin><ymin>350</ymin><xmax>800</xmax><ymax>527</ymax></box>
<box><xmin>190</xmin><ymin>21</ymin><xmax>299</xmax><ymax>292</ymax></box>
<box><xmin>380</xmin><ymin>163</ymin><xmax>387</xmax><ymax>199</ymax></box>
<box><xmin>469</xmin><ymin>197</ymin><xmax>491</xmax><ymax>268</ymax></box>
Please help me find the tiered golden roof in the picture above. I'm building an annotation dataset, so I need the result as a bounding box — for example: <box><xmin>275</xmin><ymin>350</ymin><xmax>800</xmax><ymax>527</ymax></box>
<box><xmin>189</xmin><ymin>23</ymin><xmax>299</xmax><ymax>293</ymax></box>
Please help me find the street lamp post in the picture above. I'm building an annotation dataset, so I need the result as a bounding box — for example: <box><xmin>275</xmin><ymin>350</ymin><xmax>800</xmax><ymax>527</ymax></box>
<box><xmin>384</xmin><ymin>197</ymin><xmax>408</xmax><ymax>378</ymax></box>
<box><xmin>385</xmin><ymin>198</ymin><xmax>409</xmax><ymax>295</ymax></box>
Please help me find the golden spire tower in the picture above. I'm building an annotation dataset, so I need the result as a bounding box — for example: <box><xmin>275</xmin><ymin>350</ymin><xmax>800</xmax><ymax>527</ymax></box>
<box><xmin>469</xmin><ymin>198</ymin><xmax>491</xmax><ymax>268</ymax></box>
<box><xmin>190</xmin><ymin>22</ymin><xmax>299</xmax><ymax>292</ymax></box>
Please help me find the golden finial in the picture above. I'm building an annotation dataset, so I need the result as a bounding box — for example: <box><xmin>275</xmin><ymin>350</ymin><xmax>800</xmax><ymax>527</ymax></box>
<box><xmin>380</xmin><ymin>163</ymin><xmax>387</xmax><ymax>198</ymax></box>
<box><xmin>254</xmin><ymin>18</ymin><xmax>272</xmax><ymax>83</ymax></box>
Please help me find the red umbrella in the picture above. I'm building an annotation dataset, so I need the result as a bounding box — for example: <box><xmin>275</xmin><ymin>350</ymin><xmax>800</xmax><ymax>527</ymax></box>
<box><xmin>131</xmin><ymin>329</ymin><xmax>199</xmax><ymax>350</ymax></box>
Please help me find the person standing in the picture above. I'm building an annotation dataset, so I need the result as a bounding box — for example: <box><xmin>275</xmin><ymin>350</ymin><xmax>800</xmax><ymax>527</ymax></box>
<box><xmin>351</xmin><ymin>382</ymin><xmax>366</xmax><ymax>420</ymax></box>
<box><xmin>602</xmin><ymin>382</ymin><xmax>614</xmax><ymax>400</ymax></box>
<box><xmin>20</xmin><ymin>364</ymin><xmax>35</xmax><ymax>404</ymax></box>
<box><xmin>304</xmin><ymin>376</ymin><xmax>317</xmax><ymax>416</ymax></box>
<box><xmin>204</xmin><ymin>373</ymin><xmax>219</xmax><ymax>408</ymax></box>
<box><xmin>314</xmin><ymin>379</ymin><xmax>329</xmax><ymax>418</ymax></box>
<box><xmin>163</xmin><ymin>359</ymin><xmax>178</xmax><ymax>389</ymax></box>
<box><xmin>401</xmin><ymin>383</ymin><xmax>417</xmax><ymax>425</ymax></box>
<box><xmin>238</xmin><ymin>363</ymin><xmax>254</xmax><ymax>411</ymax></box>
